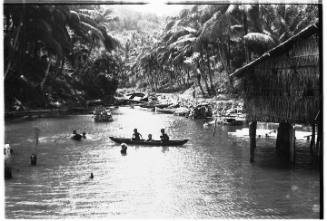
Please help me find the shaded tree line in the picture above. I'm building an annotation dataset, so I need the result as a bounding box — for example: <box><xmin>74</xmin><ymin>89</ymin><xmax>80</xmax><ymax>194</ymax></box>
<box><xmin>4</xmin><ymin>4</ymin><xmax>121</xmax><ymax>110</ymax></box>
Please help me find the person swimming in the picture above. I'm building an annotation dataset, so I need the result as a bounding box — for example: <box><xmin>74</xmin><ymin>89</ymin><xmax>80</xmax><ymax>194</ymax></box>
<box><xmin>121</xmin><ymin>143</ymin><xmax>128</xmax><ymax>155</ymax></box>
<box><xmin>90</xmin><ymin>173</ymin><xmax>94</xmax><ymax>179</ymax></box>
<box><xmin>30</xmin><ymin>153</ymin><xmax>37</xmax><ymax>166</ymax></box>
<box><xmin>71</xmin><ymin>130</ymin><xmax>82</xmax><ymax>141</ymax></box>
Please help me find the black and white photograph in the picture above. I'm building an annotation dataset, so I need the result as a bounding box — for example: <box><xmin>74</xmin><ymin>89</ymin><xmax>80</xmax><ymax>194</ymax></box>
<box><xmin>3</xmin><ymin>0</ymin><xmax>322</xmax><ymax>219</ymax></box>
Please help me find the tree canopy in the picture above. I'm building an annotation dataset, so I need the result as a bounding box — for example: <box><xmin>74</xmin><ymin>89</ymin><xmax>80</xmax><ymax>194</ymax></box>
<box><xmin>4</xmin><ymin>4</ymin><xmax>319</xmax><ymax>110</ymax></box>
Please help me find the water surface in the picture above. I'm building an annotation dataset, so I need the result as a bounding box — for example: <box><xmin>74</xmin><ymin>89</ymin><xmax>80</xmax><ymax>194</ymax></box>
<box><xmin>5</xmin><ymin>107</ymin><xmax>320</xmax><ymax>218</ymax></box>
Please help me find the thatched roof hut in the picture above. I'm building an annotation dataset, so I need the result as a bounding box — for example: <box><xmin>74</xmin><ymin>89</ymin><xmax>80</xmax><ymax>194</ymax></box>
<box><xmin>230</xmin><ymin>22</ymin><xmax>321</xmax><ymax>124</ymax></box>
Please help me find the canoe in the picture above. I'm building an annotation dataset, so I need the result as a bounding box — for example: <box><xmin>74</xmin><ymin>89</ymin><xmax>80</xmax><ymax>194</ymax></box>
<box><xmin>174</xmin><ymin>107</ymin><xmax>190</xmax><ymax>116</ymax></box>
<box><xmin>155</xmin><ymin>103</ymin><xmax>172</xmax><ymax>108</ymax></box>
<box><xmin>94</xmin><ymin>114</ymin><xmax>113</xmax><ymax>122</ymax></box>
<box><xmin>109</xmin><ymin>137</ymin><xmax>188</xmax><ymax>146</ymax></box>
<box><xmin>155</xmin><ymin>107</ymin><xmax>176</xmax><ymax>114</ymax></box>
<box><xmin>139</xmin><ymin>104</ymin><xmax>156</xmax><ymax>109</ymax></box>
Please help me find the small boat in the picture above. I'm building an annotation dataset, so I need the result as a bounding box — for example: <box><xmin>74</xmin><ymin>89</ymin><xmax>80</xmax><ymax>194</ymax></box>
<box><xmin>174</xmin><ymin>107</ymin><xmax>190</xmax><ymax>116</ymax></box>
<box><xmin>140</xmin><ymin>104</ymin><xmax>155</xmax><ymax>109</ymax></box>
<box><xmin>155</xmin><ymin>107</ymin><xmax>176</xmax><ymax>114</ymax></box>
<box><xmin>109</xmin><ymin>137</ymin><xmax>188</xmax><ymax>146</ymax></box>
<box><xmin>155</xmin><ymin>103</ymin><xmax>172</xmax><ymax>108</ymax></box>
<box><xmin>93</xmin><ymin>106</ymin><xmax>113</xmax><ymax>122</ymax></box>
<box><xmin>215</xmin><ymin>117</ymin><xmax>245</xmax><ymax>126</ymax></box>
<box><xmin>94</xmin><ymin>114</ymin><xmax>113</xmax><ymax>122</ymax></box>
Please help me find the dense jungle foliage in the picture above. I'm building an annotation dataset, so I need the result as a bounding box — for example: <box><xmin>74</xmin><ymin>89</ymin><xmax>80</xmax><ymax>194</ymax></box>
<box><xmin>133</xmin><ymin>4</ymin><xmax>318</xmax><ymax>96</ymax></box>
<box><xmin>4</xmin><ymin>4</ymin><xmax>318</xmax><ymax>110</ymax></box>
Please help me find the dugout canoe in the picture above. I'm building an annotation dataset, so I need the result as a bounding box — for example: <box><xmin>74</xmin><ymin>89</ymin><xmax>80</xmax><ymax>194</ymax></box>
<box><xmin>109</xmin><ymin>137</ymin><xmax>188</xmax><ymax>146</ymax></box>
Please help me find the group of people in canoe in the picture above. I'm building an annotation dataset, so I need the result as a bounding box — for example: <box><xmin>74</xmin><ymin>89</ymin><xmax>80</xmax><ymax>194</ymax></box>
<box><xmin>71</xmin><ymin>128</ymin><xmax>171</xmax><ymax>157</ymax></box>
<box><xmin>119</xmin><ymin>128</ymin><xmax>170</xmax><ymax>155</ymax></box>
<box><xmin>132</xmin><ymin>128</ymin><xmax>169</xmax><ymax>142</ymax></box>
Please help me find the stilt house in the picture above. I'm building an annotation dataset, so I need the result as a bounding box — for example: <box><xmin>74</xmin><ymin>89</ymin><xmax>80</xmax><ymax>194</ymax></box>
<box><xmin>230</xmin><ymin>21</ymin><xmax>321</xmax><ymax>163</ymax></box>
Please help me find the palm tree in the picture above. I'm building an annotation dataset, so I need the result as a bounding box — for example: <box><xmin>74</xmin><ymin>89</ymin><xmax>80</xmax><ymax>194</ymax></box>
<box><xmin>4</xmin><ymin>4</ymin><xmax>122</xmax><ymax>109</ymax></box>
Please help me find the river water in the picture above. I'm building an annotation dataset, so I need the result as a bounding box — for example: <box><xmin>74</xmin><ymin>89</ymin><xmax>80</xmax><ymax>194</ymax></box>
<box><xmin>5</xmin><ymin>107</ymin><xmax>320</xmax><ymax>218</ymax></box>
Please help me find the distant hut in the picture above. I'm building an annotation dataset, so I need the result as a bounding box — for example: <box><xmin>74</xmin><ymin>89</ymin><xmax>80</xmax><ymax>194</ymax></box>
<box><xmin>230</xmin><ymin>21</ymin><xmax>321</xmax><ymax>164</ymax></box>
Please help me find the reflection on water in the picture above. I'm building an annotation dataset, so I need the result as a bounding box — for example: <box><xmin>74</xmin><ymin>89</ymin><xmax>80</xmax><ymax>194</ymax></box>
<box><xmin>5</xmin><ymin>107</ymin><xmax>320</xmax><ymax>218</ymax></box>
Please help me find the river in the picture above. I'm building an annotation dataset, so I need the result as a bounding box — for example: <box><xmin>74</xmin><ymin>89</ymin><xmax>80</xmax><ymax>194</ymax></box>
<box><xmin>5</xmin><ymin>107</ymin><xmax>320</xmax><ymax>218</ymax></box>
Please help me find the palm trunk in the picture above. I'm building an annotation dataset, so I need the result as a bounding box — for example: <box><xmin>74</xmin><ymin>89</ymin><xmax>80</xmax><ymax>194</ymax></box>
<box><xmin>146</xmin><ymin>71</ymin><xmax>152</xmax><ymax>90</ymax></box>
<box><xmin>195</xmin><ymin>62</ymin><xmax>206</xmax><ymax>97</ymax></box>
<box><xmin>5</xmin><ymin>22</ymin><xmax>23</xmax><ymax>80</ymax></box>
<box><xmin>40</xmin><ymin>59</ymin><xmax>52</xmax><ymax>91</ymax></box>
<box><xmin>187</xmin><ymin>68</ymin><xmax>191</xmax><ymax>85</ymax></box>
<box><xmin>205</xmin><ymin>44</ymin><xmax>215</xmax><ymax>95</ymax></box>
<box><xmin>217</xmin><ymin>43</ymin><xmax>229</xmax><ymax>74</ymax></box>
<box><xmin>243</xmin><ymin>12</ymin><xmax>250</xmax><ymax>63</ymax></box>
<box><xmin>196</xmin><ymin>73</ymin><xmax>205</xmax><ymax>97</ymax></box>
<box><xmin>200</xmin><ymin>51</ymin><xmax>211</xmax><ymax>96</ymax></box>
<box><xmin>55</xmin><ymin>57</ymin><xmax>65</xmax><ymax>78</ymax></box>
<box><xmin>227</xmin><ymin>28</ymin><xmax>231</xmax><ymax>73</ymax></box>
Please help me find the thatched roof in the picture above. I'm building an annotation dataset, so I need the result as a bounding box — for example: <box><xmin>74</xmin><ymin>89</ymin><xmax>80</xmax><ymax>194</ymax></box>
<box><xmin>230</xmin><ymin>21</ymin><xmax>320</xmax><ymax>78</ymax></box>
<box><xmin>229</xmin><ymin>21</ymin><xmax>321</xmax><ymax>124</ymax></box>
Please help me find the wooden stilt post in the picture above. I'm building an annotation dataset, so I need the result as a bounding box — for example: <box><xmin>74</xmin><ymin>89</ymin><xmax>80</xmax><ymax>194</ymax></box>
<box><xmin>316</xmin><ymin>122</ymin><xmax>321</xmax><ymax>164</ymax></box>
<box><xmin>276</xmin><ymin>122</ymin><xmax>289</xmax><ymax>152</ymax></box>
<box><xmin>319</xmin><ymin>123</ymin><xmax>322</xmax><ymax>168</ymax></box>
<box><xmin>4</xmin><ymin>144</ymin><xmax>12</xmax><ymax>179</ymax></box>
<box><xmin>249</xmin><ymin>121</ymin><xmax>257</xmax><ymax>163</ymax></box>
<box><xmin>31</xmin><ymin>127</ymin><xmax>39</xmax><ymax>166</ymax></box>
<box><xmin>276</xmin><ymin>122</ymin><xmax>295</xmax><ymax>164</ymax></box>
<box><xmin>5</xmin><ymin>165</ymin><xmax>12</xmax><ymax>179</ymax></box>
<box><xmin>310</xmin><ymin>124</ymin><xmax>315</xmax><ymax>155</ymax></box>
<box><xmin>289</xmin><ymin>125</ymin><xmax>295</xmax><ymax>165</ymax></box>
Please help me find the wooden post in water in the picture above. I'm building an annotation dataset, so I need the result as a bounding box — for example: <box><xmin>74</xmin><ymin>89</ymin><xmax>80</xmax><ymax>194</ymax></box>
<box><xmin>310</xmin><ymin>124</ymin><xmax>315</xmax><ymax>155</ymax></box>
<box><xmin>4</xmin><ymin>144</ymin><xmax>12</xmax><ymax>179</ymax></box>
<box><xmin>249</xmin><ymin>121</ymin><xmax>257</xmax><ymax>163</ymax></box>
<box><xmin>316</xmin><ymin>122</ymin><xmax>322</xmax><ymax>165</ymax></box>
<box><xmin>31</xmin><ymin>127</ymin><xmax>40</xmax><ymax>166</ymax></box>
<box><xmin>289</xmin><ymin>125</ymin><xmax>295</xmax><ymax>165</ymax></box>
<box><xmin>276</xmin><ymin>123</ymin><xmax>289</xmax><ymax>153</ymax></box>
<box><xmin>276</xmin><ymin>122</ymin><xmax>295</xmax><ymax>164</ymax></box>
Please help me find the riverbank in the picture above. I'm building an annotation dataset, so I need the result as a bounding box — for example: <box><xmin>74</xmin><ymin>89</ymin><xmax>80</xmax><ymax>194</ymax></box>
<box><xmin>6</xmin><ymin>87</ymin><xmax>243</xmax><ymax>122</ymax></box>
<box><xmin>117</xmin><ymin>87</ymin><xmax>244</xmax><ymax>116</ymax></box>
<box><xmin>5</xmin><ymin>107</ymin><xmax>94</xmax><ymax>121</ymax></box>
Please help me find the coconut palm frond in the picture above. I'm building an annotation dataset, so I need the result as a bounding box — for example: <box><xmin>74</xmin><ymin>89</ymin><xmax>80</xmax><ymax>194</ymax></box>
<box><xmin>244</xmin><ymin>32</ymin><xmax>274</xmax><ymax>45</ymax></box>
<box><xmin>167</xmin><ymin>29</ymin><xmax>189</xmax><ymax>44</ymax></box>
<box><xmin>230</xmin><ymin>24</ymin><xmax>243</xmax><ymax>32</ymax></box>
<box><xmin>226</xmin><ymin>4</ymin><xmax>238</xmax><ymax>15</ymax></box>
<box><xmin>43</xmin><ymin>36</ymin><xmax>64</xmax><ymax>58</ymax></box>
<box><xmin>103</xmin><ymin>33</ymin><xmax>120</xmax><ymax>51</ymax></box>
<box><xmin>78</xmin><ymin>9</ymin><xmax>95</xmax><ymax>15</ymax></box>
<box><xmin>179</xmin><ymin>9</ymin><xmax>190</xmax><ymax>19</ymax></box>
<box><xmin>169</xmin><ymin>34</ymin><xmax>197</xmax><ymax>49</ymax></box>
<box><xmin>199</xmin><ymin>11</ymin><xmax>228</xmax><ymax>43</ymax></box>
<box><xmin>182</xmin><ymin>26</ymin><xmax>197</xmax><ymax>34</ymax></box>
<box><xmin>80</xmin><ymin>21</ymin><xmax>104</xmax><ymax>41</ymax></box>
<box><xmin>165</xmin><ymin>20</ymin><xmax>176</xmax><ymax>31</ymax></box>
<box><xmin>68</xmin><ymin>10</ymin><xmax>80</xmax><ymax>25</ymax></box>
<box><xmin>244</xmin><ymin>32</ymin><xmax>275</xmax><ymax>54</ymax></box>
<box><xmin>102</xmin><ymin>8</ymin><xmax>112</xmax><ymax>18</ymax></box>
<box><xmin>78</xmin><ymin>12</ymin><xmax>98</xmax><ymax>28</ymax></box>
<box><xmin>28</xmin><ymin>19</ymin><xmax>53</xmax><ymax>35</ymax></box>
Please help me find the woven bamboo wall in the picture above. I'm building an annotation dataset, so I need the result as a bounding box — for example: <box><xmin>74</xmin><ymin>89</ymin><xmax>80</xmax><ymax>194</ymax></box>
<box><xmin>243</xmin><ymin>33</ymin><xmax>320</xmax><ymax>124</ymax></box>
